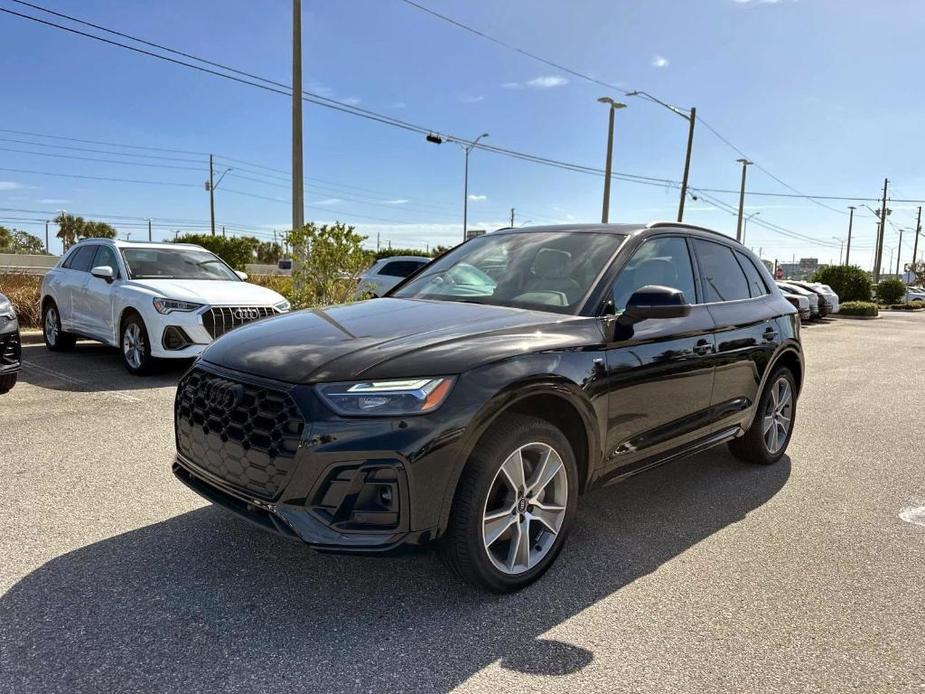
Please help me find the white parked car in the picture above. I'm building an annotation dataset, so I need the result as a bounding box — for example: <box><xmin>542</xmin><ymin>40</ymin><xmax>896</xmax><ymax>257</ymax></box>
<box><xmin>905</xmin><ymin>286</ymin><xmax>925</xmax><ymax>302</ymax></box>
<box><xmin>40</xmin><ymin>239</ymin><xmax>289</xmax><ymax>374</ymax></box>
<box><xmin>356</xmin><ymin>256</ymin><xmax>429</xmax><ymax>297</ymax></box>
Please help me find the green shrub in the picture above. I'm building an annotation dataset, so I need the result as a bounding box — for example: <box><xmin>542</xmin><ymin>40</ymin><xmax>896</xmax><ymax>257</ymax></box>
<box><xmin>172</xmin><ymin>234</ymin><xmax>259</xmax><ymax>271</ymax></box>
<box><xmin>838</xmin><ymin>301</ymin><xmax>878</xmax><ymax>317</ymax></box>
<box><xmin>875</xmin><ymin>278</ymin><xmax>907</xmax><ymax>305</ymax></box>
<box><xmin>812</xmin><ymin>265</ymin><xmax>872</xmax><ymax>302</ymax></box>
<box><xmin>887</xmin><ymin>303</ymin><xmax>924</xmax><ymax>311</ymax></box>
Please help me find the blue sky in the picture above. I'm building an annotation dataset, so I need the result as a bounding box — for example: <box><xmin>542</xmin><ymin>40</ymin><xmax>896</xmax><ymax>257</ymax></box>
<box><xmin>2</xmin><ymin>0</ymin><xmax>925</xmax><ymax>271</ymax></box>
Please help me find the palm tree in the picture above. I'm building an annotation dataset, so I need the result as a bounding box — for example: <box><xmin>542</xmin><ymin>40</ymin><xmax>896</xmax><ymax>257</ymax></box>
<box><xmin>54</xmin><ymin>213</ymin><xmax>84</xmax><ymax>250</ymax></box>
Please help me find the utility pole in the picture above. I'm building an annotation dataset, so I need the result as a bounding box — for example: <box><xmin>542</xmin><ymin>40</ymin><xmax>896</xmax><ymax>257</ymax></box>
<box><xmin>222</xmin><ymin>225</ymin><xmax>226</xmax><ymax>238</ymax></box>
<box><xmin>913</xmin><ymin>206</ymin><xmax>922</xmax><ymax>274</ymax></box>
<box><xmin>44</xmin><ymin>220</ymin><xmax>49</xmax><ymax>252</ymax></box>
<box><xmin>845</xmin><ymin>206</ymin><xmax>855</xmax><ymax>266</ymax></box>
<box><xmin>678</xmin><ymin>106</ymin><xmax>696</xmax><ymax>222</ymax></box>
<box><xmin>208</xmin><ymin>154</ymin><xmax>216</xmax><ymax>236</ymax></box>
<box><xmin>874</xmin><ymin>178</ymin><xmax>888</xmax><ymax>282</ymax></box>
<box><xmin>598</xmin><ymin>97</ymin><xmax>627</xmax><ymax>223</ymax></box>
<box><xmin>291</xmin><ymin>0</ymin><xmax>304</xmax><ymax>238</ymax></box>
<box><xmin>147</xmin><ymin>218</ymin><xmax>152</xmax><ymax>242</ymax></box>
<box><xmin>376</xmin><ymin>232</ymin><xmax>380</xmax><ymax>251</ymax></box>
<box><xmin>896</xmin><ymin>228</ymin><xmax>904</xmax><ymax>276</ymax></box>
<box><xmin>735</xmin><ymin>158</ymin><xmax>753</xmax><ymax>242</ymax></box>
<box><xmin>510</xmin><ymin>208</ymin><xmax>515</xmax><ymax>227</ymax></box>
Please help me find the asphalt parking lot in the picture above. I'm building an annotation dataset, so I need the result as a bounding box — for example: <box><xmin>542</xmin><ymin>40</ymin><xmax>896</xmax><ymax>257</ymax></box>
<box><xmin>2</xmin><ymin>314</ymin><xmax>924</xmax><ymax>693</ymax></box>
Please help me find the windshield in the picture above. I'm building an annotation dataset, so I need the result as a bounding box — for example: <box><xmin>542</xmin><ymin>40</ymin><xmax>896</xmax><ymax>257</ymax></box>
<box><xmin>121</xmin><ymin>247</ymin><xmax>240</xmax><ymax>281</ymax></box>
<box><xmin>391</xmin><ymin>231</ymin><xmax>626</xmax><ymax>314</ymax></box>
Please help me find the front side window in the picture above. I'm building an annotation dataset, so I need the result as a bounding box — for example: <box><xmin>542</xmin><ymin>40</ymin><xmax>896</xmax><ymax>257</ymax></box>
<box><xmin>693</xmin><ymin>239</ymin><xmax>750</xmax><ymax>303</ymax></box>
<box><xmin>120</xmin><ymin>247</ymin><xmax>239</xmax><ymax>281</ymax></box>
<box><xmin>391</xmin><ymin>231</ymin><xmax>626</xmax><ymax>314</ymax></box>
<box><xmin>380</xmin><ymin>260</ymin><xmax>426</xmax><ymax>278</ymax></box>
<box><xmin>92</xmin><ymin>245</ymin><xmax>121</xmax><ymax>279</ymax></box>
<box><xmin>610</xmin><ymin>236</ymin><xmax>697</xmax><ymax>310</ymax></box>
<box><xmin>65</xmin><ymin>245</ymin><xmax>98</xmax><ymax>273</ymax></box>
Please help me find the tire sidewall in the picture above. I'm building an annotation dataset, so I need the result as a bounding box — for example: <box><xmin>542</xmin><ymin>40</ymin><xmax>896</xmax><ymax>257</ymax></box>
<box><xmin>42</xmin><ymin>302</ymin><xmax>59</xmax><ymax>349</ymax></box>
<box><xmin>462</xmin><ymin>419</ymin><xmax>579</xmax><ymax>591</ymax></box>
<box><xmin>755</xmin><ymin>367</ymin><xmax>797</xmax><ymax>464</ymax></box>
<box><xmin>121</xmin><ymin>313</ymin><xmax>153</xmax><ymax>375</ymax></box>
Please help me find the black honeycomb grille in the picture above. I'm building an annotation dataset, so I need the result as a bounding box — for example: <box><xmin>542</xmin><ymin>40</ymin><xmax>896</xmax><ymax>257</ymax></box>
<box><xmin>175</xmin><ymin>368</ymin><xmax>305</xmax><ymax>499</ymax></box>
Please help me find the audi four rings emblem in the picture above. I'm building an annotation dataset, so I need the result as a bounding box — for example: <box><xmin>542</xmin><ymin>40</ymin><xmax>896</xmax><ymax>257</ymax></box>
<box><xmin>232</xmin><ymin>307</ymin><xmax>261</xmax><ymax>321</ymax></box>
<box><xmin>203</xmin><ymin>380</ymin><xmax>243</xmax><ymax>409</ymax></box>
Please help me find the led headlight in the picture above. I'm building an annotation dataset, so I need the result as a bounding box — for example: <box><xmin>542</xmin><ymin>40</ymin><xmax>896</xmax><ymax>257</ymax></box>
<box><xmin>318</xmin><ymin>377</ymin><xmax>455</xmax><ymax>416</ymax></box>
<box><xmin>152</xmin><ymin>297</ymin><xmax>204</xmax><ymax>314</ymax></box>
<box><xmin>274</xmin><ymin>299</ymin><xmax>291</xmax><ymax>312</ymax></box>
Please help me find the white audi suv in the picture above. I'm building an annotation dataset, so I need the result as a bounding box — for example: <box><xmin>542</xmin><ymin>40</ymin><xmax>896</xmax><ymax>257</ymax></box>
<box><xmin>40</xmin><ymin>239</ymin><xmax>289</xmax><ymax>374</ymax></box>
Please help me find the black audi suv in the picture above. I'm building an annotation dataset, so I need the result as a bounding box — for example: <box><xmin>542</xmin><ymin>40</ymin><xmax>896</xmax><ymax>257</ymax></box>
<box><xmin>173</xmin><ymin>222</ymin><xmax>803</xmax><ymax>592</ymax></box>
<box><xmin>0</xmin><ymin>292</ymin><xmax>21</xmax><ymax>394</ymax></box>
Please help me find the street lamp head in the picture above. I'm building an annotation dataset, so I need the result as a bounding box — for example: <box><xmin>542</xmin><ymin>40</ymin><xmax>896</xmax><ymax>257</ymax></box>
<box><xmin>479</xmin><ymin>132</ymin><xmax>489</xmax><ymax>139</ymax></box>
<box><xmin>597</xmin><ymin>96</ymin><xmax>627</xmax><ymax>109</ymax></box>
<box><xmin>737</xmin><ymin>158</ymin><xmax>753</xmax><ymax>166</ymax></box>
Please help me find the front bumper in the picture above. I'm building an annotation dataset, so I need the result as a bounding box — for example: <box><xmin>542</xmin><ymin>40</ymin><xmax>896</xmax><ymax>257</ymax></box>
<box><xmin>149</xmin><ymin>305</ymin><xmax>283</xmax><ymax>359</ymax></box>
<box><xmin>173</xmin><ymin>362</ymin><xmax>468</xmax><ymax>553</ymax></box>
<box><xmin>0</xmin><ymin>317</ymin><xmax>21</xmax><ymax>374</ymax></box>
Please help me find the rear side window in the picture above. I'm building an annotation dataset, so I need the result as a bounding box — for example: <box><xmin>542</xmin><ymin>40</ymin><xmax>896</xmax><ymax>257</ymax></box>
<box><xmin>693</xmin><ymin>240</ymin><xmax>750</xmax><ymax>303</ymax></box>
<box><xmin>735</xmin><ymin>251</ymin><xmax>768</xmax><ymax>297</ymax></box>
<box><xmin>92</xmin><ymin>245</ymin><xmax>121</xmax><ymax>279</ymax></box>
<box><xmin>65</xmin><ymin>245</ymin><xmax>97</xmax><ymax>273</ymax></box>
<box><xmin>380</xmin><ymin>260</ymin><xmax>425</xmax><ymax>278</ymax></box>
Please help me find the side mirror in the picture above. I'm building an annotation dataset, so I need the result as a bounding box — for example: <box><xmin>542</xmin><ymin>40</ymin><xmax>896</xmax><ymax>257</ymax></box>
<box><xmin>90</xmin><ymin>265</ymin><xmax>115</xmax><ymax>283</ymax></box>
<box><xmin>617</xmin><ymin>285</ymin><xmax>691</xmax><ymax>326</ymax></box>
<box><xmin>235</xmin><ymin>270</ymin><xmax>248</xmax><ymax>281</ymax></box>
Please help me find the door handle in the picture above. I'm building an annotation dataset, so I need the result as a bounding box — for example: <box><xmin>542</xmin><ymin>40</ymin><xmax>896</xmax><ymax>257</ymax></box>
<box><xmin>762</xmin><ymin>327</ymin><xmax>779</xmax><ymax>342</ymax></box>
<box><xmin>692</xmin><ymin>339</ymin><xmax>713</xmax><ymax>355</ymax></box>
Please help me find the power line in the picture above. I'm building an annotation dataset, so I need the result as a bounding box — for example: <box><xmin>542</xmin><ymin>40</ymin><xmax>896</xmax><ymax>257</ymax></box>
<box><xmin>0</xmin><ymin>145</ymin><xmax>206</xmax><ymax>171</ymax></box>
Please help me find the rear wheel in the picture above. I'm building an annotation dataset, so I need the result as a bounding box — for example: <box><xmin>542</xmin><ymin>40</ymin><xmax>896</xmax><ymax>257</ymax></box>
<box><xmin>42</xmin><ymin>302</ymin><xmax>76</xmax><ymax>352</ymax></box>
<box><xmin>440</xmin><ymin>414</ymin><xmax>578</xmax><ymax>592</ymax></box>
<box><xmin>729</xmin><ymin>367</ymin><xmax>797</xmax><ymax>465</ymax></box>
<box><xmin>0</xmin><ymin>372</ymin><xmax>17</xmax><ymax>394</ymax></box>
<box><xmin>121</xmin><ymin>312</ymin><xmax>156</xmax><ymax>375</ymax></box>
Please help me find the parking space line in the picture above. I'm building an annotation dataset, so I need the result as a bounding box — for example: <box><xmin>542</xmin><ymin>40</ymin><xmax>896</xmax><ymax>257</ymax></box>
<box><xmin>21</xmin><ymin>359</ymin><xmax>143</xmax><ymax>403</ymax></box>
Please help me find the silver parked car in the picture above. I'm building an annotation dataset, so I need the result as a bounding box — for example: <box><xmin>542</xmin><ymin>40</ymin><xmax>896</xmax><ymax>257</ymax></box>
<box><xmin>777</xmin><ymin>282</ymin><xmax>820</xmax><ymax>319</ymax></box>
<box><xmin>357</xmin><ymin>256</ymin><xmax>430</xmax><ymax>297</ymax></box>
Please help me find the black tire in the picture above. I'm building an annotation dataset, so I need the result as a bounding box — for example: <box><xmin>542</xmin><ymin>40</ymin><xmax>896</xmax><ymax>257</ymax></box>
<box><xmin>120</xmin><ymin>311</ymin><xmax>156</xmax><ymax>375</ymax></box>
<box><xmin>0</xmin><ymin>372</ymin><xmax>17</xmax><ymax>394</ymax></box>
<box><xmin>440</xmin><ymin>413</ymin><xmax>579</xmax><ymax>592</ymax></box>
<box><xmin>728</xmin><ymin>366</ymin><xmax>797</xmax><ymax>465</ymax></box>
<box><xmin>42</xmin><ymin>301</ymin><xmax>76</xmax><ymax>352</ymax></box>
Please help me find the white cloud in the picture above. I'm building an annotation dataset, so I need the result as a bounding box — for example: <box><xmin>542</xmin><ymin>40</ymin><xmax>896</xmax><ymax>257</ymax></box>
<box><xmin>384</xmin><ymin>199</ymin><xmax>409</xmax><ymax>205</ymax></box>
<box><xmin>501</xmin><ymin>82</ymin><xmax>523</xmax><ymax>90</ymax></box>
<box><xmin>525</xmin><ymin>75</ymin><xmax>569</xmax><ymax>88</ymax></box>
<box><xmin>0</xmin><ymin>181</ymin><xmax>24</xmax><ymax>191</ymax></box>
<box><xmin>38</xmin><ymin>198</ymin><xmax>71</xmax><ymax>204</ymax></box>
<box><xmin>308</xmin><ymin>81</ymin><xmax>333</xmax><ymax>97</ymax></box>
<box><xmin>342</xmin><ymin>96</ymin><xmax>362</xmax><ymax>106</ymax></box>
<box><xmin>468</xmin><ymin>194</ymin><xmax>487</xmax><ymax>201</ymax></box>
<box><xmin>651</xmin><ymin>55</ymin><xmax>669</xmax><ymax>68</ymax></box>
<box><xmin>459</xmin><ymin>94</ymin><xmax>485</xmax><ymax>104</ymax></box>
<box><xmin>314</xmin><ymin>198</ymin><xmax>342</xmax><ymax>206</ymax></box>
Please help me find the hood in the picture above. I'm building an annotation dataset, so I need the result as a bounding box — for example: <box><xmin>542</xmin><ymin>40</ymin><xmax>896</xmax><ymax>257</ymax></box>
<box><xmin>124</xmin><ymin>279</ymin><xmax>284</xmax><ymax>306</ymax></box>
<box><xmin>201</xmin><ymin>298</ymin><xmax>603</xmax><ymax>384</ymax></box>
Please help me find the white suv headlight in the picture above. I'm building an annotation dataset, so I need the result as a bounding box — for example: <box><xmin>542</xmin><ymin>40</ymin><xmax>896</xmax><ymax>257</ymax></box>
<box><xmin>0</xmin><ymin>298</ymin><xmax>14</xmax><ymax>319</ymax></box>
<box><xmin>153</xmin><ymin>297</ymin><xmax>204</xmax><ymax>314</ymax></box>
<box><xmin>317</xmin><ymin>377</ymin><xmax>455</xmax><ymax>416</ymax></box>
<box><xmin>274</xmin><ymin>299</ymin><xmax>291</xmax><ymax>312</ymax></box>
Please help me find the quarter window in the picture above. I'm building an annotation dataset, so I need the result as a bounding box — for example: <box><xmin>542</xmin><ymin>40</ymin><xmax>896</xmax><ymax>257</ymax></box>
<box><xmin>693</xmin><ymin>240</ymin><xmax>750</xmax><ymax>303</ymax></box>
<box><xmin>734</xmin><ymin>251</ymin><xmax>768</xmax><ymax>297</ymax></box>
<box><xmin>380</xmin><ymin>260</ymin><xmax>426</xmax><ymax>277</ymax></box>
<box><xmin>610</xmin><ymin>236</ymin><xmax>697</xmax><ymax>310</ymax></box>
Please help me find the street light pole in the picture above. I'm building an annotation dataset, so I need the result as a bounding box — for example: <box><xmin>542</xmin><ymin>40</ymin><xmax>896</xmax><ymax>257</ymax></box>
<box><xmin>291</xmin><ymin>0</ymin><xmax>304</xmax><ymax>237</ymax></box>
<box><xmin>627</xmin><ymin>91</ymin><xmax>695</xmax><ymax>222</ymax></box>
<box><xmin>845</xmin><ymin>206</ymin><xmax>855</xmax><ymax>266</ymax></box>
<box><xmin>874</xmin><ymin>178</ymin><xmax>889</xmax><ymax>282</ymax></box>
<box><xmin>147</xmin><ymin>218</ymin><xmax>152</xmax><ymax>242</ymax></box>
<box><xmin>913</xmin><ymin>206</ymin><xmax>922</xmax><ymax>272</ymax></box>
<box><xmin>735</xmin><ymin>159</ymin><xmax>753</xmax><ymax>242</ymax></box>
<box><xmin>832</xmin><ymin>236</ymin><xmax>845</xmax><ymax>265</ymax></box>
<box><xmin>209</xmin><ymin>154</ymin><xmax>215</xmax><ymax>236</ymax></box>
<box><xmin>44</xmin><ymin>219</ymin><xmax>49</xmax><ymax>253</ymax></box>
<box><xmin>896</xmin><ymin>228</ymin><xmax>904</xmax><ymax>276</ymax></box>
<box><xmin>598</xmin><ymin>97</ymin><xmax>627</xmax><ymax>223</ymax></box>
<box><xmin>462</xmin><ymin>132</ymin><xmax>488</xmax><ymax>241</ymax></box>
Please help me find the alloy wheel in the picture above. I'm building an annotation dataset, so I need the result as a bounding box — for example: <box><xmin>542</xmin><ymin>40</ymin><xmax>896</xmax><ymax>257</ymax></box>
<box><xmin>762</xmin><ymin>377</ymin><xmax>793</xmax><ymax>455</ymax></box>
<box><xmin>481</xmin><ymin>442</ymin><xmax>568</xmax><ymax>575</ymax></box>
<box><xmin>45</xmin><ymin>307</ymin><xmax>58</xmax><ymax>346</ymax></box>
<box><xmin>123</xmin><ymin>323</ymin><xmax>145</xmax><ymax>370</ymax></box>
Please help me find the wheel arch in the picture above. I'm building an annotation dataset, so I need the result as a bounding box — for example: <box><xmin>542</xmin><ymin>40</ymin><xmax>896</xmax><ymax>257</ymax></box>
<box><xmin>768</xmin><ymin>343</ymin><xmax>804</xmax><ymax>395</ymax></box>
<box><xmin>436</xmin><ymin>378</ymin><xmax>600</xmax><ymax>536</ymax></box>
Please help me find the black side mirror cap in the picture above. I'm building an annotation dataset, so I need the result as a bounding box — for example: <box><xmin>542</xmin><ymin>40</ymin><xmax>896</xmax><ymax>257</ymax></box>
<box><xmin>617</xmin><ymin>285</ymin><xmax>691</xmax><ymax>327</ymax></box>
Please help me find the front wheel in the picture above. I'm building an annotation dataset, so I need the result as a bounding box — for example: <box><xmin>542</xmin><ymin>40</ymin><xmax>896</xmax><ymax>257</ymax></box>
<box><xmin>121</xmin><ymin>313</ymin><xmax>156</xmax><ymax>375</ymax></box>
<box><xmin>440</xmin><ymin>414</ymin><xmax>578</xmax><ymax>592</ymax></box>
<box><xmin>43</xmin><ymin>302</ymin><xmax>76</xmax><ymax>352</ymax></box>
<box><xmin>0</xmin><ymin>372</ymin><xmax>17</xmax><ymax>394</ymax></box>
<box><xmin>729</xmin><ymin>367</ymin><xmax>797</xmax><ymax>465</ymax></box>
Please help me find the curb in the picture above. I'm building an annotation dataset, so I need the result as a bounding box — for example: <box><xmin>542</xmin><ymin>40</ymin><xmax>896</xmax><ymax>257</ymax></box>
<box><xmin>828</xmin><ymin>314</ymin><xmax>882</xmax><ymax>320</ymax></box>
<box><xmin>19</xmin><ymin>329</ymin><xmax>44</xmax><ymax>345</ymax></box>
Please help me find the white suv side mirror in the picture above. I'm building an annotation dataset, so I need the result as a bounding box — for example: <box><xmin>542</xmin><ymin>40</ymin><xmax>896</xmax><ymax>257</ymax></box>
<box><xmin>235</xmin><ymin>270</ymin><xmax>248</xmax><ymax>281</ymax></box>
<box><xmin>90</xmin><ymin>265</ymin><xmax>115</xmax><ymax>283</ymax></box>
